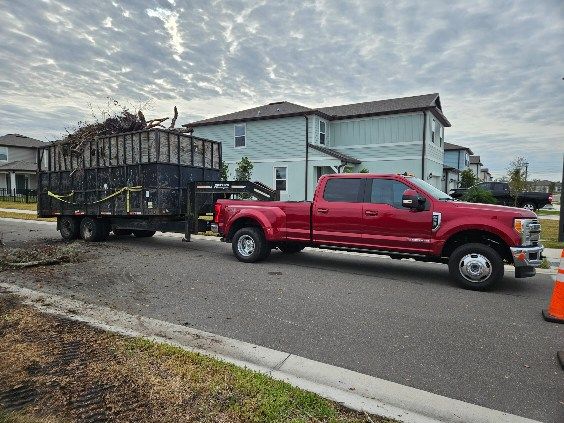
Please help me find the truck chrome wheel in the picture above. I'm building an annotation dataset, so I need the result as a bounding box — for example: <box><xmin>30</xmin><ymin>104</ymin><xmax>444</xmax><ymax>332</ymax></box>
<box><xmin>237</xmin><ymin>234</ymin><xmax>256</xmax><ymax>257</ymax></box>
<box><xmin>522</xmin><ymin>203</ymin><xmax>535</xmax><ymax>211</ymax></box>
<box><xmin>459</xmin><ymin>253</ymin><xmax>492</xmax><ymax>283</ymax></box>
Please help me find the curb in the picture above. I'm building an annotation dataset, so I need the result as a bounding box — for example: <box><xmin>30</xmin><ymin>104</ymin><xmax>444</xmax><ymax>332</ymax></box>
<box><xmin>0</xmin><ymin>283</ymin><xmax>541</xmax><ymax>423</ymax></box>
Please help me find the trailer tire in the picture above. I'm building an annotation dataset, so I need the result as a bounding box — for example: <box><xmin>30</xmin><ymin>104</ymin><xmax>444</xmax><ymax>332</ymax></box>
<box><xmin>232</xmin><ymin>227</ymin><xmax>269</xmax><ymax>263</ymax></box>
<box><xmin>133</xmin><ymin>230</ymin><xmax>156</xmax><ymax>238</ymax></box>
<box><xmin>80</xmin><ymin>217</ymin><xmax>107</xmax><ymax>242</ymax></box>
<box><xmin>448</xmin><ymin>243</ymin><xmax>504</xmax><ymax>291</ymax></box>
<box><xmin>59</xmin><ymin>216</ymin><xmax>80</xmax><ymax>241</ymax></box>
<box><xmin>278</xmin><ymin>243</ymin><xmax>305</xmax><ymax>254</ymax></box>
<box><xmin>113</xmin><ymin>229</ymin><xmax>133</xmax><ymax>236</ymax></box>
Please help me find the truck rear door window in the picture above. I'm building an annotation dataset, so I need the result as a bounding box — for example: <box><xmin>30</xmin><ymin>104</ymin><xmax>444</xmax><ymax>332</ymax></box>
<box><xmin>323</xmin><ymin>178</ymin><xmax>362</xmax><ymax>202</ymax></box>
<box><xmin>370</xmin><ymin>179</ymin><xmax>411</xmax><ymax>208</ymax></box>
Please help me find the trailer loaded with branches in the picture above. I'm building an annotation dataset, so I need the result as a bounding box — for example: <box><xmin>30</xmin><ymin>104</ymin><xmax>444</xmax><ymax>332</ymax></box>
<box><xmin>37</xmin><ymin>128</ymin><xmax>278</xmax><ymax>241</ymax></box>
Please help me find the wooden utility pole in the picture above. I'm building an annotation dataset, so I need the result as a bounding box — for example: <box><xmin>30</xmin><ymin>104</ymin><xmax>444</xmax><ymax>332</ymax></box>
<box><xmin>558</xmin><ymin>153</ymin><xmax>564</xmax><ymax>242</ymax></box>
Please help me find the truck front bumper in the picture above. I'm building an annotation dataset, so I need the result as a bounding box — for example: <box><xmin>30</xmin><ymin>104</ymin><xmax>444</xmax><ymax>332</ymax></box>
<box><xmin>510</xmin><ymin>245</ymin><xmax>543</xmax><ymax>268</ymax></box>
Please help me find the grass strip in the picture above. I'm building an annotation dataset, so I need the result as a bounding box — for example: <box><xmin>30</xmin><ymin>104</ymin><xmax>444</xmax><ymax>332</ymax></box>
<box><xmin>0</xmin><ymin>296</ymin><xmax>395</xmax><ymax>423</ymax></box>
<box><xmin>0</xmin><ymin>201</ymin><xmax>37</xmax><ymax>211</ymax></box>
<box><xmin>0</xmin><ymin>211</ymin><xmax>55</xmax><ymax>222</ymax></box>
<box><xmin>539</xmin><ymin>218</ymin><xmax>564</xmax><ymax>249</ymax></box>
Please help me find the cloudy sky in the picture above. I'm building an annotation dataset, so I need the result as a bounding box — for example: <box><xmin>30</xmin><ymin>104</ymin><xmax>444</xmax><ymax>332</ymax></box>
<box><xmin>1</xmin><ymin>0</ymin><xmax>563</xmax><ymax>180</ymax></box>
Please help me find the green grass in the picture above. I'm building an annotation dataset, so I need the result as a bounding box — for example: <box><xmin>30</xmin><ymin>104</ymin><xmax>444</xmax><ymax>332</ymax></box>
<box><xmin>0</xmin><ymin>210</ymin><xmax>55</xmax><ymax>222</ymax></box>
<box><xmin>0</xmin><ymin>201</ymin><xmax>37</xmax><ymax>211</ymax></box>
<box><xmin>125</xmin><ymin>338</ymin><xmax>394</xmax><ymax>423</ymax></box>
<box><xmin>539</xmin><ymin>218</ymin><xmax>564</xmax><ymax>249</ymax></box>
<box><xmin>537</xmin><ymin>209</ymin><xmax>560</xmax><ymax>216</ymax></box>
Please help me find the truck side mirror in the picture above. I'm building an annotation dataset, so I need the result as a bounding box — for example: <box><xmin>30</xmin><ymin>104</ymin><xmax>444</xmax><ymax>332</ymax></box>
<box><xmin>402</xmin><ymin>189</ymin><xmax>426</xmax><ymax>210</ymax></box>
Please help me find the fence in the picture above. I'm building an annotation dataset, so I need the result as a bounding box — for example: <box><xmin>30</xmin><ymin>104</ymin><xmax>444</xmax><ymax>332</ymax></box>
<box><xmin>0</xmin><ymin>188</ymin><xmax>38</xmax><ymax>203</ymax></box>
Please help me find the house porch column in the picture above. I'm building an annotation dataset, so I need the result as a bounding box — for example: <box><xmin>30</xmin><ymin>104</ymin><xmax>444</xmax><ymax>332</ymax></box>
<box><xmin>10</xmin><ymin>172</ymin><xmax>16</xmax><ymax>193</ymax></box>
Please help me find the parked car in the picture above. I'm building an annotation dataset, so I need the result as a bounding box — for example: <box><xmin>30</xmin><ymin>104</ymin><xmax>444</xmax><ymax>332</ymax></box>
<box><xmin>213</xmin><ymin>174</ymin><xmax>543</xmax><ymax>290</ymax></box>
<box><xmin>449</xmin><ymin>182</ymin><xmax>553</xmax><ymax>211</ymax></box>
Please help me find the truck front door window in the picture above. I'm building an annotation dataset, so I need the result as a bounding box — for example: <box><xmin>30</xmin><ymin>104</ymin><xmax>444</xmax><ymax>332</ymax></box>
<box><xmin>370</xmin><ymin>179</ymin><xmax>410</xmax><ymax>208</ymax></box>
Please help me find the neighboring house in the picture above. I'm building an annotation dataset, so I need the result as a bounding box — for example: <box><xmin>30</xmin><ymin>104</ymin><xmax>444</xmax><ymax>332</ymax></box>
<box><xmin>442</xmin><ymin>141</ymin><xmax>474</xmax><ymax>192</ymax></box>
<box><xmin>469</xmin><ymin>155</ymin><xmax>482</xmax><ymax>180</ymax></box>
<box><xmin>528</xmin><ymin>180</ymin><xmax>562</xmax><ymax>194</ymax></box>
<box><xmin>0</xmin><ymin>133</ymin><xmax>44</xmax><ymax>193</ymax></box>
<box><xmin>480</xmin><ymin>167</ymin><xmax>492</xmax><ymax>182</ymax></box>
<box><xmin>188</xmin><ymin>93</ymin><xmax>450</xmax><ymax>200</ymax></box>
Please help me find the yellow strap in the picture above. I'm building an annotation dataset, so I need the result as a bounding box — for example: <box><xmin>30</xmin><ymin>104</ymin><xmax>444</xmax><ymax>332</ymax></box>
<box><xmin>48</xmin><ymin>186</ymin><xmax>143</xmax><ymax>211</ymax></box>
<box><xmin>48</xmin><ymin>190</ymin><xmax>75</xmax><ymax>204</ymax></box>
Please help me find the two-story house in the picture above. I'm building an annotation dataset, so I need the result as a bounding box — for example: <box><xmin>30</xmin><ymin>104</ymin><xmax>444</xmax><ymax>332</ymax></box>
<box><xmin>188</xmin><ymin>93</ymin><xmax>450</xmax><ymax>200</ymax></box>
<box><xmin>469</xmin><ymin>155</ymin><xmax>483</xmax><ymax>180</ymax></box>
<box><xmin>442</xmin><ymin>142</ymin><xmax>474</xmax><ymax>192</ymax></box>
<box><xmin>0</xmin><ymin>134</ymin><xmax>44</xmax><ymax>194</ymax></box>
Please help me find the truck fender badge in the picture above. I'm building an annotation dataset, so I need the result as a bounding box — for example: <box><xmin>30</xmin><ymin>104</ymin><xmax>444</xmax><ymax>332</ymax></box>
<box><xmin>432</xmin><ymin>212</ymin><xmax>442</xmax><ymax>232</ymax></box>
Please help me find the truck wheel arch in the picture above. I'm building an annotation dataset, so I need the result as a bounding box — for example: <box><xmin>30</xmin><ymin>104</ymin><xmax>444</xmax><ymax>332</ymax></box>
<box><xmin>441</xmin><ymin>229</ymin><xmax>512</xmax><ymax>263</ymax></box>
<box><xmin>226</xmin><ymin>217</ymin><xmax>265</xmax><ymax>242</ymax></box>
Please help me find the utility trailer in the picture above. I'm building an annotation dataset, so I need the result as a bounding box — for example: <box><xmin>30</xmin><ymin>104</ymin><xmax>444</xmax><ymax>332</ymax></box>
<box><xmin>37</xmin><ymin>129</ymin><xmax>278</xmax><ymax>241</ymax></box>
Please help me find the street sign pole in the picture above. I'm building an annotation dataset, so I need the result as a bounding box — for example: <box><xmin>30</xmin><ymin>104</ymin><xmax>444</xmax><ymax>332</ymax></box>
<box><xmin>559</xmin><ymin>153</ymin><xmax>564</xmax><ymax>242</ymax></box>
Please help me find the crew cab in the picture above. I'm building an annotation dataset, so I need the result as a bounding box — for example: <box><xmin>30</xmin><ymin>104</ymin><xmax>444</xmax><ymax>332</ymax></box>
<box><xmin>213</xmin><ymin>174</ymin><xmax>543</xmax><ymax>290</ymax></box>
<box><xmin>449</xmin><ymin>181</ymin><xmax>553</xmax><ymax>211</ymax></box>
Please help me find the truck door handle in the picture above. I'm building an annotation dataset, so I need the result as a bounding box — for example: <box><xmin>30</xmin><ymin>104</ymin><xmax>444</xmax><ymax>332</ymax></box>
<box><xmin>317</xmin><ymin>208</ymin><xmax>329</xmax><ymax>214</ymax></box>
<box><xmin>365</xmin><ymin>210</ymin><xmax>378</xmax><ymax>216</ymax></box>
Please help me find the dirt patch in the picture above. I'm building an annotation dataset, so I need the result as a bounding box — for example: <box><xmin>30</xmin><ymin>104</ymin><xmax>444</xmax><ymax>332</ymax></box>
<box><xmin>0</xmin><ymin>242</ymin><xmax>85</xmax><ymax>271</ymax></box>
<box><xmin>0</xmin><ymin>295</ymin><xmax>395</xmax><ymax>423</ymax></box>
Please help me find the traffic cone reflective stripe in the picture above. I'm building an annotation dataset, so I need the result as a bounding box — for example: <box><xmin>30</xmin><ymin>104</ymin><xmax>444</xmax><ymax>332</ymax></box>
<box><xmin>542</xmin><ymin>249</ymin><xmax>564</xmax><ymax>324</ymax></box>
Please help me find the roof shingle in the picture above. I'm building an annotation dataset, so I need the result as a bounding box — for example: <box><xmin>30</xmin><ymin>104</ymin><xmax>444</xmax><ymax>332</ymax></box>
<box><xmin>0</xmin><ymin>160</ymin><xmax>37</xmax><ymax>172</ymax></box>
<box><xmin>0</xmin><ymin>134</ymin><xmax>45</xmax><ymax>148</ymax></box>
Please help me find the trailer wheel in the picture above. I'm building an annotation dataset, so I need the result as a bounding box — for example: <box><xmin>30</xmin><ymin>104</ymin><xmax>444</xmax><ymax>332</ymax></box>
<box><xmin>448</xmin><ymin>243</ymin><xmax>504</xmax><ymax>290</ymax></box>
<box><xmin>132</xmin><ymin>230</ymin><xmax>156</xmax><ymax>238</ymax></box>
<box><xmin>232</xmin><ymin>227</ymin><xmax>269</xmax><ymax>263</ymax></box>
<box><xmin>59</xmin><ymin>216</ymin><xmax>80</xmax><ymax>241</ymax></box>
<box><xmin>278</xmin><ymin>243</ymin><xmax>305</xmax><ymax>254</ymax></box>
<box><xmin>80</xmin><ymin>217</ymin><xmax>107</xmax><ymax>242</ymax></box>
<box><xmin>113</xmin><ymin>229</ymin><xmax>133</xmax><ymax>236</ymax></box>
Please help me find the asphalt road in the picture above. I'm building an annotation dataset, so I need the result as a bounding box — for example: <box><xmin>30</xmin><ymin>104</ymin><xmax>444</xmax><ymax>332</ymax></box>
<box><xmin>1</xmin><ymin>219</ymin><xmax>563</xmax><ymax>422</ymax></box>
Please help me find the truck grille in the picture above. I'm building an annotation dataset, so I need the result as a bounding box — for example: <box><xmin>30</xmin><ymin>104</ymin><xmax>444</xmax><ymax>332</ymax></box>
<box><xmin>527</xmin><ymin>219</ymin><xmax>541</xmax><ymax>246</ymax></box>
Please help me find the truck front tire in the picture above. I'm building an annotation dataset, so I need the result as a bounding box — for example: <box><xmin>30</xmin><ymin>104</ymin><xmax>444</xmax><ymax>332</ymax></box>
<box><xmin>59</xmin><ymin>216</ymin><xmax>80</xmax><ymax>241</ymax></box>
<box><xmin>80</xmin><ymin>217</ymin><xmax>110</xmax><ymax>242</ymax></box>
<box><xmin>448</xmin><ymin>243</ymin><xmax>504</xmax><ymax>290</ymax></box>
<box><xmin>232</xmin><ymin>227</ymin><xmax>269</xmax><ymax>263</ymax></box>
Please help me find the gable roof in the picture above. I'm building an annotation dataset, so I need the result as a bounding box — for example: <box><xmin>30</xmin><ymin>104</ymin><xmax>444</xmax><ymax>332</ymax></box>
<box><xmin>444</xmin><ymin>142</ymin><xmax>474</xmax><ymax>155</ymax></box>
<box><xmin>0</xmin><ymin>134</ymin><xmax>44</xmax><ymax>148</ymax></box>
<box><xmin>469</xmin><ymin>155</ymin><xmax>482</xmax><ymax>165</ymax></box>
<box><xmin>0</xmin><ymin>160</ymin><xmax>37</xmax><ymax>172</ymax></box>
<box><xmin>188</xmin><ymin>93</ymin><xmax>450</xmax><ymax>127</ymax></box>
<box><xmin>308</xmin><ymin>143</ymin><xmax>361</xmax><ymax>164</ymax></box>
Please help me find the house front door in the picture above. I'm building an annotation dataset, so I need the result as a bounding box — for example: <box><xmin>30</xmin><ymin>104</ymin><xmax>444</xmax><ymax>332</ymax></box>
<box><xmin>15</xmin><ymin>174</ymin><xmax>28</xmax><ymax>194</ymax></box>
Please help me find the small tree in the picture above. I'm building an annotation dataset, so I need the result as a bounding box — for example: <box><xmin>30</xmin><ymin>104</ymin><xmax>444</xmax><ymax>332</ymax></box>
<box><xmin>342</xmin><ymin>165</ymin><xmax>354</xmax><ymax>173</ymax></box>
<box><xmin>549</xmin><ymin>181</ymin><xmax>556</xmax><ymax>193</ymax></box>
<box><xmin>359</xmin><ymin>167</ymin><xmax>369</xmax><ymax>173</ymax></box>
<box><xmin>220</xmin><ymin>160</ymin><xmax>229</xmax><ymax>181</ymax></box>
<box><xmin>235</xmin><ymin>156</ymin><xmax>253</xmax><ymax>181</ymax></box>
<box><xmin>462</xmin><ymin>186</ymin><xmax>497</xmax><ymax>204</ymax></box>
<box><xmin>235</xmin><ymin>157</ymin><xmax>254</xmax><ymax>199</ymax></box>
<box><xmin>507</xmin><ymin>157</ymin><xmax>528</xmax><ymax>206</ymax></box>
<box><xmin>459</xmin><ymin>168</ymin><xmax>478</xmax><ymax>188</ymax></box>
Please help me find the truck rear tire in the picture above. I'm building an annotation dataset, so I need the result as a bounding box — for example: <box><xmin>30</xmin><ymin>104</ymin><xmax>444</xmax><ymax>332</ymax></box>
<box><xmin>232</xmin><ymin>227</ymin><xmax>269</xmax><ymax>263</ymax></box>
<box><xmin>448</xmin><ymin>243</ymin><xmax>504</xmax><ymax>290</ymax></box>
<box><xmin>59</xmin><ymin>216</ymin><xmax>80</xmax><ymax>241</ymax></box>
<box><xmin>278</xmin><ymin>243</ymin><xmax>305</xmax><ymax>254</ymax></box>
<box><xmin>80</xmin><ymin>217</ymin><xmax>109</xmax><ymax>242</ymax></box>
<box><xmin>132</xmin><ymin>230</ymin><xmax>156</xmax><ymax>238</ymax></box>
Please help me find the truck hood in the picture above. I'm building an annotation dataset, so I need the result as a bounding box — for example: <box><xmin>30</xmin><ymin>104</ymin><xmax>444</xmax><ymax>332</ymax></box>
<box><xmin>446</xmin><ymin>201</ymin><xmax>537</xmax><ymax>218</ymax></box>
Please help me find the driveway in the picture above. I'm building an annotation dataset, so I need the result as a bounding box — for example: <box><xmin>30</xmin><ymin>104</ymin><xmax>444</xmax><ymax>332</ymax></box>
<box><xmin>1</xmin><ymin>219</ymin><xmax>563</xmax><ymax>422</ymax></box>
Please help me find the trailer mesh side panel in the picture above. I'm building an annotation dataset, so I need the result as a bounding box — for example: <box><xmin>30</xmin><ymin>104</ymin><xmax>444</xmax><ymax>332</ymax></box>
<box><xmin>37</xmin><ymin>129</ymin><xmax>220</xmax><ymax>218</ymax></box>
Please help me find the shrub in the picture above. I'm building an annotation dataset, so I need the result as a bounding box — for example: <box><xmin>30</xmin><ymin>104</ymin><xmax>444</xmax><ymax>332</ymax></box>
<box><xmin>462</xmin><ymin>186</ymin><xmax>497</xmax><ymax>204</ymax></box>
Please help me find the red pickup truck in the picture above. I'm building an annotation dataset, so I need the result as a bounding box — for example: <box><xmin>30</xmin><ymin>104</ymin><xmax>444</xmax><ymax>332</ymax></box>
<box><xmin>213</xmin><ymin>174</ymin><xmax>543</xmax><ymax>290</ymax></box>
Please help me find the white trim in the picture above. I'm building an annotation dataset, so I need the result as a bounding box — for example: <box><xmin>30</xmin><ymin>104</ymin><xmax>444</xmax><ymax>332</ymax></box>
<box><xmin>329</xmin><ymin>141</ymin><xmax>422</xmax><ymax>149</ymax></box>
<box><xmin>233</xmin><ymin>123</ymin><xmax>246</xmax><ymax>149</ymax></box>
<box><xmin>273</xmin><ymin>165</ymin><xmax>288</xmax><ymax>193</ymax></box>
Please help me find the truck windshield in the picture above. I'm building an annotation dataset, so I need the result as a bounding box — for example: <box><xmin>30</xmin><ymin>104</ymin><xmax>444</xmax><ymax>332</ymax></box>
<box><xmin>407</xmin><ymin>177</ymin><xmax>453</xmax><ymax>200</ymax></box>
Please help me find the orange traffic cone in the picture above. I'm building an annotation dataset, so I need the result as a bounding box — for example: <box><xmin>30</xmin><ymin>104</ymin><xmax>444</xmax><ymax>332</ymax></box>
<box><xmin>542</xmin><ymin>249</ymin><xmax>564</xmax><ymax>324</ymax></box>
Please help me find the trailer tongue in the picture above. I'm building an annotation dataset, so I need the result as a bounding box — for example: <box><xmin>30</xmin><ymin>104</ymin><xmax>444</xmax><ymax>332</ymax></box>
<box><xmin>37</xmin><ymin>128</ymin><xmax>277</xmax><ymax>241</ymax></box>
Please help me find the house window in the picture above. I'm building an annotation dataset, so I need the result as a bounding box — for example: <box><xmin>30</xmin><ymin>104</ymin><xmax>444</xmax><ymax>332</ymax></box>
<box><xmin>465</xmin><ymin>152</ymin><xmax>469</xmax><ymax>166</ymax></box>
<box><xmin>319</xmin><ymin>120</ymin><xmax>326</xmax><ymax>145</ymax></box>
<box><xmin>274</xmin><ymin>166</ymin><xmax>287</xmax><ymax>191</ymax></box>
<box><xmin>439</xmin><ymin>126</ymin><xmax>444</xmax><ymax>146</ymax></box>
<box><xmin>431</xmin><ymin>119</ymin><xmax>436</xmax><ymax>143</ymax></box>
<box><xmin>0</xmin><ymin>146</ymin><xmax>7</xmax><ymax>161</ymax></box>
<box><xmin>234</xmin><ymin>124</ymin><xmax>246</xmax><ymax>148</ymax></box>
